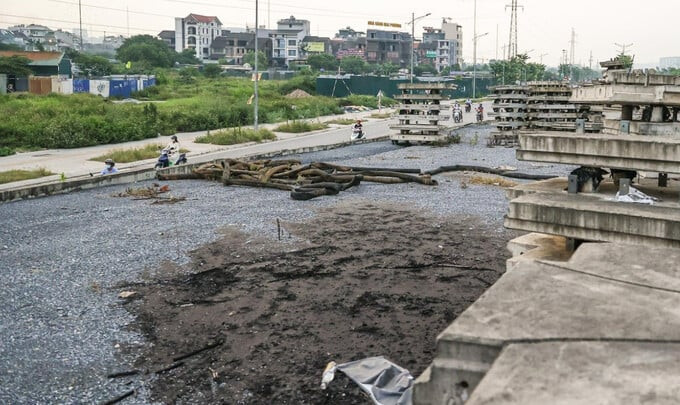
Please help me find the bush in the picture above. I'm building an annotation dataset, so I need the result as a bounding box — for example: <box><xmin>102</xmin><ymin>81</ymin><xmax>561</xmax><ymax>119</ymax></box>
<box><xmin>274</xmin><ymin>121</ymin><xmax>328</xmax><ymax>133</ymax></box>
<box><xmin>0</xmin><ymin>147</ymin><xmax>15</xmax><ymax>156</ymax></box>
<box><xmin>0</xmin><ymin>168</ymin><xmax>53</xmax><ymax>184</ymax></box>
<box><xmin>194</xmin><ymin>128</ymin><xmax>275</xmax><ymax>145</ymax></box>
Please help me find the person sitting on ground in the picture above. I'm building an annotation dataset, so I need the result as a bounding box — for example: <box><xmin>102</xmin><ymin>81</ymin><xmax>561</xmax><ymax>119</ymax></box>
<box><xmin>101</xmin><ymin>158</ymin><xmax>119</xmax><ymax>175</ymax></box>
<box><xmin>165</xmin><ymin>135</ymin><xmax>180</xmax><ymax>159</ymax></box>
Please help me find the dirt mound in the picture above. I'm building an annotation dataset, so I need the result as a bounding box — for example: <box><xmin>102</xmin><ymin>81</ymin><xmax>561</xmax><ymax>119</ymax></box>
<box><xmin>285</xmin><ymin>89</ymin><xmax>312</xmax><ymax>98</ymax></box>
<box><xmin>125</xmin><ymin>201</ymin><xmax>511</xmax><ymax>403</ymax></box>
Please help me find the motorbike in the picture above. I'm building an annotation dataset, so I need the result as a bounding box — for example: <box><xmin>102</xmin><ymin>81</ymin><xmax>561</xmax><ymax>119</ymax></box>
<box><xmin>476</xmin><ymin>109</ymin><xmax>484</xmax><ymax>123</ymax></box>
<box><xmin>465</xmin><ymin>103</ymin><xmax>472</xmax><ymax>113</ymax></box>
<box><xmin>453</xmin><ymin>109</ymin><xmax>462</xmax><ymax>123</ymax></box>
<box><xmin>351</xmin><ymin>126</ymin><xmax>365</xmax><ymax>141</ymax></box>
<box><xmin>155</xmin><ymin>149</ymin><xmax>187</xmax><ymax>169</ymax></box>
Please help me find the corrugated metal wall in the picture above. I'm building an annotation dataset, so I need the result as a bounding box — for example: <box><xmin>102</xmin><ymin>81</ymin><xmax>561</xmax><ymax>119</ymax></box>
<box><xmin>316</xmin><ymin>75</ymin><xmax>496</xmax><ymax>99</ymax></box>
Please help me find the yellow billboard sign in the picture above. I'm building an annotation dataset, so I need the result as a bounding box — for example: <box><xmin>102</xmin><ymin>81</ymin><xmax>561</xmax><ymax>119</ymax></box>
<box><xmin>368</xmin><ymin>21</ymin><xmax>402</xmax><ymax>28</ymax></box>
<box><xmin>307</xmin><ymin>42</ymin><xmax>325</xmax><ymax>52</ymax></box>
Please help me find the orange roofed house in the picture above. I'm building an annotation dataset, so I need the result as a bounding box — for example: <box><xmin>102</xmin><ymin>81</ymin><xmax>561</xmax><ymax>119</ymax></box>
<box><xmin>174</xmin><ymin>13</ymin><xmax>222</xmax><ymax>60</ymax></box>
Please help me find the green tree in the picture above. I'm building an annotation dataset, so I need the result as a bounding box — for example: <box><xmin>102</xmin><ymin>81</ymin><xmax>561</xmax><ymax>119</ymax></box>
<box><xmin>175</xmin><ymin>48</ymin><xmax>199</xmax><ymax>65</ymax></box>
<box><xmin>616</xmin><ymin>53</ymin><xmax>634</xmax><ymax>69</ymax></box>
<box><xmin>374</xmin><ymin>61</ymin><xmax>399</xmax><ymax>76</ymax></box>
<box><xmin>178</xmin><ymin>67</ymin><xmax>198</xmax><ymax>82</ymax></box>
<box><xmin>340</xmin><ymin>56</ymin><xmax>367</xmax><ymax>74</ymax></box>
<box><xmin>307</xmin><ymin>53</ymin><xmax>338</xmax><ymax>71</ymax></box>
<box><xmin>243</xmin><ymin>50</ymin><xmax>268</xmax><ymax>67</ymax></box>
<box><xmin>74</xmin><ymin>53</ymin><xmax>114</xmax><ymax>77</ymax></box>
<box><xmin>116</xmin><ymin>35</ymin><xmax>174</xmax><ymax>68</ymax></box>
<box><xmin>0</xmin><ymin>43</ymin><xmax>22</xmax><ymax>51</ymax></box>
<box><xmin>489</xmin><ymin>54</ymin><xmax>545</xmax><ymax>84</ymax></box>
<box><xmin>0</xmin><ymin>56</ymin><xmax>32</xmax><ymax>76</ymax></box>
<box><xmin>414</xmin><ymin>63</ymin><xmax>437</xmax><ymax>76</ymax></box>
<box><xmin>203</xmin><ymin>64</ymin><xmax>222</xmax><ymax>78</ymax></box>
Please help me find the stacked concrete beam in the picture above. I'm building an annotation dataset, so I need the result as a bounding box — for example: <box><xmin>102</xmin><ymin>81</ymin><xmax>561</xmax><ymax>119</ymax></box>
<box><xmin>488</xmin><ymin>85</ymin><xmax>528</xmax><ymax>147</ymax></box>
<box><xmin>527</xmin><ymin>81</ymin><xmax>601</xmax><ymax>132</ymax></box>
<box><xmin>390</xmin><ymin>82</ymin><xmax>456</xmax><ymax>144</ymax></box>
<box><xmin>506</xmin><ymin>70</ymin><xmax>680</xmax><ymax>248</ymax></box>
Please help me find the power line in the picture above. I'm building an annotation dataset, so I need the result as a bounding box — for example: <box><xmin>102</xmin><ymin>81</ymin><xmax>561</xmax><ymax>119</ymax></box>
<box><xmin>0</xmin><ymin>12</ymin><xmax>159</xmax><ymax>34</ymax></box>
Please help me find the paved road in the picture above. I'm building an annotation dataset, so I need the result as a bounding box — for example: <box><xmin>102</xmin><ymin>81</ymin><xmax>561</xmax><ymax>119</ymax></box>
<box><xmin>0</xmin><ymin>102</ymin><xmax>489</xmax><ymax>189</ymax></box>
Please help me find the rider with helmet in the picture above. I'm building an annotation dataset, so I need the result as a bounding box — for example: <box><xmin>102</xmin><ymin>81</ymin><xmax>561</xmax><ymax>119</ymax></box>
<box><xmin>100</xmin><ymin>158</ymin><xmax>119</xmax><ymax>175</ymax></box>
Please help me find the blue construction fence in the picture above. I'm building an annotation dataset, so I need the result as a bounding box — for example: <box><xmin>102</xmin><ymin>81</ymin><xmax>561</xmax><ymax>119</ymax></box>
<box><xmin>316</xmin><ymin>75</ymin><xmax>496</xmax><ymax>99</ymax></box>
<box><xmin>0</xmin><ymin>74</ymin><xmax>156</xmax><ymax>97</ymax></box>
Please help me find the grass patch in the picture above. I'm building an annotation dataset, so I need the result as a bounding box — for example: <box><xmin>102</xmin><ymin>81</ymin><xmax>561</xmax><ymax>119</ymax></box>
<box><xmin>0</xmin><ymin>147</ymin><xmax>16</xmax><ymax>157</ymax></box>
<box><xmin>274</xmin><ymin>121</ymin><xmax>329</xmax><ymax>133</ymax></box>
<box><xmin>469</xmin><ymin>175</ymin><xmax>518</xmax><ymax>188</ymax></box>
<box><xmin>369</xmin><ymin>112</ymin><xmax>392</xmax><ymax>119</ymax></box>
<box><xmin>0</xmin><ymin>168</ymin><xmax>53</xmax><ymax>184</ymax></box>
<box><xmin>195</xmin><ymin>128</ymin><xmax>276</xmax><ymax>145</ymax></box>
<box><xmin>326</xmin><ymin>118</ymin><xmax>356</xmax><ymax>125</ymax></box>
<box><xmin>89</xmin><ymin>144</ymin><xmax>188</xmax><ymax>163</ymax></box>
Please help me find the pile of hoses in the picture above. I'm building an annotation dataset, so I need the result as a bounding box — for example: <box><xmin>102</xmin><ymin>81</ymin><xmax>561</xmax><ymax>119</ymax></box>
<box><xmin>157</xmin><ymin>159</ymin><xmax>437</xmax><ymax>201</ymax></box>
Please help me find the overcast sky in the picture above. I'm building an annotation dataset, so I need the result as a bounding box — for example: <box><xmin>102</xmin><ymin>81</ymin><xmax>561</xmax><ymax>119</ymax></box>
<box><xmin>2</xmin><ymin>0</ymin><xmax>676</xmax><ymax>67</ymax></box>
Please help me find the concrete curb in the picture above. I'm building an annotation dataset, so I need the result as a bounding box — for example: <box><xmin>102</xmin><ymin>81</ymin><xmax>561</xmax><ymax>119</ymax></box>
<box><xmin>0</xmin><ymin>136</ymin><xmax>390</xmax><ymax>203</ymax></box>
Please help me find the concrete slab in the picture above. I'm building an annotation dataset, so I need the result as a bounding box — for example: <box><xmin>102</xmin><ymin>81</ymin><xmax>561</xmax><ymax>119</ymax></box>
<box><xmin>504</xmin><ymin>192</ymin><xmax>680</xmax><ymax>248</ymax></box>
<box><xmin>413</xmin><ymin>241</ymin><xmax>680</xmax><ymax>404</ymax></box>
<box><xmin>517</xmin><ymin>132</ymin><xmax>680</xmax><ymax>173</ymax></box>
<box><xmin>466</xmin><ymin>341</ymin><xmax>680</xmax><ymax>405</ymax></box>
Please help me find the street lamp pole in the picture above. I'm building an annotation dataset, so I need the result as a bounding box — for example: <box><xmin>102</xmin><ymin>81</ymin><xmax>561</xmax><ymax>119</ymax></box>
<box><xmin>472</xmin><ymin>32</ymin><xmax>487</xmax><ymax>99</ymax></box>
<box><xmin>254</xmin><ymin>0</ymin><xmax>259</xmax><ymax>130</ymax></box>
<box><xmin>409</xmin><ymin>12</ymin><xmax>431</xmax><ymax>83</ymax></box>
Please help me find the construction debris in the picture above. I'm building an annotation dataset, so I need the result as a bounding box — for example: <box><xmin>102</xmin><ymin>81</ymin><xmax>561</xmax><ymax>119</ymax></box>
<box><xmin>285</xmin><ymin>89</ymin><xmax>312</xmax><ymax>98</ymax></box>
<box><xmin>112</xmin><ymin>184</ymin><xmax>186</xmax><ymax>204</ymax></box>
<box><xmin>156</xmin><ymin>159</ymin><xmax>437</xmax><ymax>200</ymax></box>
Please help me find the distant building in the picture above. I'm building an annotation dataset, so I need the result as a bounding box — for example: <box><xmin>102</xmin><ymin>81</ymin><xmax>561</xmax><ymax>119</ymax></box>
<box><xmin>0</xmin><ymin>29</ymin><xmax>26</xmax><ymax>49</ymax></box>
<box><xmin>365</xmin><ymin>29</ymin><xmax>411</xmax><ymax>66</ymax></box>
<box><xmin>158</xmin><ymin>30</ymin><xmax>175</xmax><ymax>50</ymax></box>
<box><xmin>259</xmin><ymin>16</ymin><xmax>311</xmax><ymax>68</ymax></box>
<box><xmin>332</xmin><ymin>27</ymin><xmax>366</xmax><ymax>61</ymax></box>
<box><xmin>210</xmin><ymin>32</ymin><xmax>272</xmax><ymax>65</ymax></box>
<box><xmin>8</xmin><ymin>24</ymin><xmax>51</xmax><ymax>44</ymax></box>
<box><xmin>0</xmin><ymin>51</ymin><xmax>72</xmax><ymax>77</ymax></box>
<box><xmin>441</xmin><ymin>21</ymin><xmax>463</xmax><ymax>66</ymax></box>
<box><xmin>659</xmin><ymin>57</ymin><xmax>680</xmax><ymax>69</ymax></box>
<box><xmin>174</xmin><ymin>13</ymin><xmax>222</xmax><ymax>60</ymax></box>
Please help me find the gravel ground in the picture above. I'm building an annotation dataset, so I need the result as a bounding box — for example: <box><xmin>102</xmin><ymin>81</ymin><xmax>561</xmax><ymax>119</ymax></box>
<box><xmin>0</xmin><ymin>124</ymin><xmax>573</xmax><ymax>404</ymax></box>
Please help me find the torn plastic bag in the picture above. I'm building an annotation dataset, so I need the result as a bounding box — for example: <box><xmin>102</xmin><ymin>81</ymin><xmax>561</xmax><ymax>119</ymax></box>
<box><xmin>334</xmin><ymin>356</ymin><xmax>414</xmax><ymax>405</ymax></box>
<box><xmin>612</xmin><ymin>186</ymin><xmax>659</xmax><ymax>205</ymax></box>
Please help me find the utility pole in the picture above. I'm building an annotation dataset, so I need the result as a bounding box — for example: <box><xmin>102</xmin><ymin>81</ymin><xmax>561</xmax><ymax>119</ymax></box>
<box><xmin>495</xmin><ymin>24</ymin><xmax>499</xmax><ymax>60</ymax></box>
<box><xmin>78</xmin><ymin>0</ymin><xmax>83</xmax><ymax>49</ymax></box>
<box><xmin>254</xmin><ymin>0</ymin><xmax>259</xmax><ymax>130</ymax></box>
<box><xmin>408</xmin><ymin>12</ymin><xmax>431</xmax><ymax>83</ymax></box>
<box><xmin>569</xmin><ymin>28</ymin><xmax>576</xmax><ymax>83</ymax></box>
<box><xmin>505</xmin><ymin>0</ymin><xmax>523</xmax><ymax>58</ymax></box>
<box><xmin>126</xmin><ymin>6</ymin><xmax>130</xmax><ymax>37</ymax></box>
<box><xmin>614</xmin><ymin>42</ymin><xmax>633</xmax><ymax>56</ymax></box>
<box><xmin>539</xmin><ymin>53</ymin><xmax>548</xmax><ymax>64</ymax></box>
<box><xmin>411</xmin><ymin>12</ymin><xmax>415</xmax><ymax>84</ymax></box>
<box><xmin>268</xmin><ymin>0</ymin><xmax>271</xmax><ymax>29</ymax></box>
<box><xmin>473</xmin><ymin>0</ymin><xmax>476</xmax><ymax>97</ymax></box>
<box><xmin>589</xmin><ymin>50</ymin><xmax>593</xmax><ymax>70</ymax></box>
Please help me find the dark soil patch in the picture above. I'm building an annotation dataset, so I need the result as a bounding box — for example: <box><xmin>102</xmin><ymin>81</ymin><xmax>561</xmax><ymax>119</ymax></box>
<box><xmin>125</xmin><ymin>201</ymin><xmax>512</xmax><ymax>404</ymax></box>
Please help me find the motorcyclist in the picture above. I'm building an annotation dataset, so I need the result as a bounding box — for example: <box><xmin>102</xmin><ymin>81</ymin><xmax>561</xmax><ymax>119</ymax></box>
<box><xmin>465</xmin><ymin>98</ymin><xmax>472</xmax><ymax>112</ymax></box>
<box><xmin>452</xmin><ymin>102</ymin><xmax>462</xmax><ymax>122</ymax></box>
<box><xmin>476</xmin><ymin>103</ymin><xmax>484</xmax><ymax>121</ymax></box>
<box><xmin>165</xmin><ymin>135</ymin><xmax>180</xmax><ymax>159</ymax></box>
<box><xmin>101</xmin><ymin>158</ymin><xmax>119</xmax><ymax>175</ymax></box>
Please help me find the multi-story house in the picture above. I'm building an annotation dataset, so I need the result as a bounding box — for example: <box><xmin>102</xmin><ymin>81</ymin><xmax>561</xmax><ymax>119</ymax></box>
<box><xmin>260</xmin><ymin>16</ymin><xmax>310</xmax><ymax>68</ymax></box>
<box><xmin>332</xmin><ymin>27</ymin><xmax>366</xmax><ymax>60</ymax></box>
<box><xmin>422</xmin><ymin>27</ymin><xmax>451</xmax><ymax>72</ymax></box>
<box><xmin>441</xmin><ymin>21</ymin><xmax>463</xmax><ymax>66</ymax></box>
<box><xmin>365</xmin><ymin>29</ymin><xmax>411</xmax><ymax>66</ymax></box>
<box><xmin>8</xmin><ymin>24</ymin><xmax>51</xmax><ymax>44</ymax></box>
<box><xmin>174</xmin><ymin>14</ymin><xmax>222</xmax><ymax>60</ymax></box>
<box><xmin>210</xmin><ymin>32</ymin><xmax>272</xmax><ymax>65</ymax></box>
<box><xmin>158</xmin><ymin>30</ymin><xmax>176</xmax><ymax>50</ymax></box>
